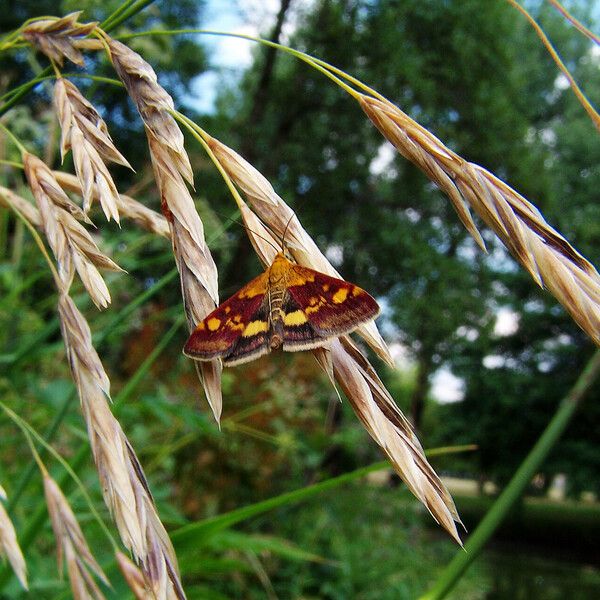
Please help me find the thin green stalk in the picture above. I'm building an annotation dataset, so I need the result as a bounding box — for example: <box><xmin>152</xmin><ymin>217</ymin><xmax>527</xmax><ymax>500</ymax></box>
<box><xmin>5</xmin><ymin>390</ymin><xmax>76</xmax><ymax>513</ymax></box>
<box><xmin>173</xmin><ymin>112</ymin><xmax>248</xmax><ymax>210</ymax></box>
<box><xmin>0</xmin><ymin>74</ymin><xmax>122</xmax><ymax>104</ymax></box>
<box><xmin>0</xmin><ymin>158</ymin><xmax>23</xmax><ymax>169</ymax></box>
<box><xmin>420</xmin><ymin>349</ymin><xmax>600</xmax><ymax>600</ymax></box>
<box><xmin>0</xmin><ymin>122</ymin><xmax>27</xmax><ymax>154</ymax></box>
<box><xmin>100</xmin><ymin>0</ymin><xmax>142</xmax><ymax>31</ymax></box>
<box><xmin>0</xmin><ymin>207</ymin><xmax>7</xmax><ymax>258</ymax></box>
<box><xmin>101</xmin><ymin>0</ymin><xmax>157</xmax><ymax>32</ymax></box>
<box><xmin>0</xmin><ymin>447</ymin><xmax>89</xmax><ymax>589</ymax></box>
<box><xmin>173</xmin><ymin>444</ymin><xmax>474</xmax><ymax>546</ymax></box>
<box><xmin>123</xmin><ymin>28</ymin><xmax>361</xmax><ymax>99</ymax></box>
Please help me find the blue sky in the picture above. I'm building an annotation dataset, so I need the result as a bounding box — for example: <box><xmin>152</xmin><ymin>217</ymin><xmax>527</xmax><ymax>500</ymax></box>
<box><xmin>189</xmin><ymin>0</ymin><xmax>284</xmax><ymax>112</ymax></box>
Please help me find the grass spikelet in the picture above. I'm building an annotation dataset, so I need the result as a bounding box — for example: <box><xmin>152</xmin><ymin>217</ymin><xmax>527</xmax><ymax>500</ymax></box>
<box><xmin>360</xmin><ymin>94</ymin><xmax>600</xmax><ymax>344</ymax></box>
<box><xmin>54</xmin><ymin>78</ymin><xmax>131</xmax><ymax>222</ymax></box>
<box><xmin>331</xmin><ymin>336</ymin><xmax>462</xmax><ymax>543</ymax></box>
<box><xmin>107</xmin><ymin>37</ymin><xmax>223</xmax><ymax>422</ymax></box>
<box><xmin>23</xmin><ymin>152</ymin><xmax>122</xmax><ymax>308</ymax></box>
<box><xmin>1</xmin><ymin>179</ymin><xmax>171</xmax><ymax>240</ymax></box>
<box><xmin>107</xmin><ymin>38</ymin><xmax>192</xmax><ymax>182</ymax></box>
<box><xmin>22</xmin><ymin>12</ymin><xmax>97</xmax><ymax>66</ymax></box>
<box><xmin>237</xmin><ymin>200</ymin><xmax>280</xmax><ymax>267</ymax></box>
<box><xmin>0</xmin><ymin>496</ymin><xmax>28</xmax><ymax>590</ymax></box>
<box><xmin>116</xmin><ymin>552</ymin><xmax>153</xmax><ymax>600</ymax></box>
<box><xmin>206</xmin><ymin>135</ymin><xmax>394</xmax><ymax>367</ymax></box>
<box><xmin>0</xmin><ymin>185</ymin><xmax>42</xmax><ymax>227</ymax></box>
<box><xmin>43</xmin><ymin>473</ymin><xmax>108</xmax><ymax>600</ymax></box>
<box><xmin>54</xmin><ymin>171</ymin><xmax>171</xmax><ymax>238</ymax></box>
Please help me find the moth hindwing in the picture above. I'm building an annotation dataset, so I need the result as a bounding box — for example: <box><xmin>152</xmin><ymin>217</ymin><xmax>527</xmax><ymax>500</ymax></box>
<box><xmin>184</xmin><ymin>252</ymin><xmax>379</xmax><ymax>366</ymax></box>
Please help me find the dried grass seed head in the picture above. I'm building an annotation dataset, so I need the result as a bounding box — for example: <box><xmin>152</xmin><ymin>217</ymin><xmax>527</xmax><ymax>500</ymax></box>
<box><xmin>0</xmin><ymin>498</ymin><xmax>28</xmax><ymax>590</ymax></box>
<box><xmin>107</xmin><ymin>37</ymin><xmax>222</xmax><ymax>424</ymax></box>
<box><xmin>108</xmin><ymin>39</ymin><xmax>192</xmax><ymax>183</ymax></box>
<box><xmin>116</xmin><ymin>552</ymin><xmax>153</xmax><ymax>600</ymax></box>
<box><xmin>146</xmin><ymin>134</ymin><xmax>223</xmax><ymax>422</ymax></box>
<box><xmin>57</xmin><ymin>294</ymin><xmax>185</xmax><ymax>598</ymax></box>
<box><xmin>146</xmin><ymin>135</ymin><xmax>218</xmax><ymax>301</ymax></box>
<box><xmin>54</xmin><ymin>78</ymin><xmax>131</xmax><ymax>221</ymax></box>
<box><xmin>43</xmin><ymin>473</ymin><xmax>108</xmax><ymax>596</ymax></box>
<box><xmin>331</xmin><ymin>337</ymin><xmax>462</xmax><ymax>543</ymax></box>
<box><xmin>0</xmin><ymin>185</ymin><xmax>42</xmax><ymax>227</ymax></box>
<box><xmin>23</xmin><ymin>12</ymin><xmax>97</xmax><ymax>66</ymax></box>
<box><xmin>23</xmin><ymin>152</ymin><xmax>122</xmax><ymax>307</ymax></box>
<box><xmin>360</xmin><ymin>94</ymin><xmax>600</xmax><ymax>344</ymax></box>
<box><xmin>54</xmin><ymin>171</ymin><xmax>171</xmax><ymax>238</ymax></box>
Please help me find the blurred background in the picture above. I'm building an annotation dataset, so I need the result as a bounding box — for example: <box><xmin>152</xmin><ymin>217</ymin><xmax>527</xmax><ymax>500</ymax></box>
<box><xmin>0</xmin><ymin>0</ymin><xmax>599</xmax><ymax>598</ymax></box>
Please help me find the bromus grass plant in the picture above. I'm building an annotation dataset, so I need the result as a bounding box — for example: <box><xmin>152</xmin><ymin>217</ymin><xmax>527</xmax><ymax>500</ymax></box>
<box><xmin>0</xmin><ymin>2</ymin><xmax>598</xmax><ymax>598</ymax></box>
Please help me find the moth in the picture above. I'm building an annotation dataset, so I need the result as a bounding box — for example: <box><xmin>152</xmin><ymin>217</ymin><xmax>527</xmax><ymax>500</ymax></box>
<box><xmin>184</xmin><ymin>252</ymin><xmax>379</xmax><ymax>366</ymax></box>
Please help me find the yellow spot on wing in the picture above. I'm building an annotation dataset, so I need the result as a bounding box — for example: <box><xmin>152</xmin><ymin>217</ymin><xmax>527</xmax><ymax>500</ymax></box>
<box><xmin>243</xmin><ymin>320</ymin><xmax>269</xmax><ymax>337</ymax></box>
<box><xmin>207</xmin><ymin>318</ymin><xmax>221</xmax><ymax>331</ymax></box>
<box><xmin>284</xmin><ymin>310</ymin><xmax>308</xmax><ymax>326</ymax></box>
<box><xmin>332</xmin><ymin>287</ymin><xmax>349</xmax><ymax>303</ymax></box>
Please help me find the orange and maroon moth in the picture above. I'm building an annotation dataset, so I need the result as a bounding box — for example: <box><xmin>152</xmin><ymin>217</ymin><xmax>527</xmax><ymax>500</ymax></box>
<box><xmin>184</xmin><ymin>252</ymin><xmax>380</xmax><ymax>366</ymax></box>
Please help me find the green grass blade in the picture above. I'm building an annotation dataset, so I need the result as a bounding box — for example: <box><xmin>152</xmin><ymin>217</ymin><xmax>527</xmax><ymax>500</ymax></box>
<box><xmin>173</xmin><ymin>443</ymin><xmax>478</xmax><ymax>548</ymax></box>
<box><xmin>205</xmin><ymin>530</ymin><xmax>329</xmax><ymax>564</ymax></box>
<box><xmin>172</xmin><ymin>461</ymin><xmax>389</xmax><ymax>547</ymax></box>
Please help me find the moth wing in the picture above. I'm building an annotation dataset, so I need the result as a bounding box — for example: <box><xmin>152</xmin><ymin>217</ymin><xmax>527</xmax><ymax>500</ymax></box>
<box><xmin>286</xmin><ymin>265</ymin><xmax>379</xmax><ymax>337</ymax></box>
<box><xmin>281</xmin><ymin>293</ymin><xmax>329</xmax><ymax>352</ymax></box>
<box><xmin>184</xmin><ymin>271</ymin><xmax>271</xmax><ymax>365</ymax></box>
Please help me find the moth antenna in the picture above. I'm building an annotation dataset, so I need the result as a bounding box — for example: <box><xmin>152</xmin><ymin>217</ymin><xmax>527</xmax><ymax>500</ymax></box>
<box><xmin>212</xmin><ymin>208</ymin><xmax>281</xmax><ymax>253</ymax></box>
<box><xmin>250</xmin><ymin>227</ymin><xmax>281</xmax><ymax>253</ymax></box>
<box><xmin>280</xmin><ymin>211</ymin><xmax>296</xmax><ymax>253</ymax></box>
